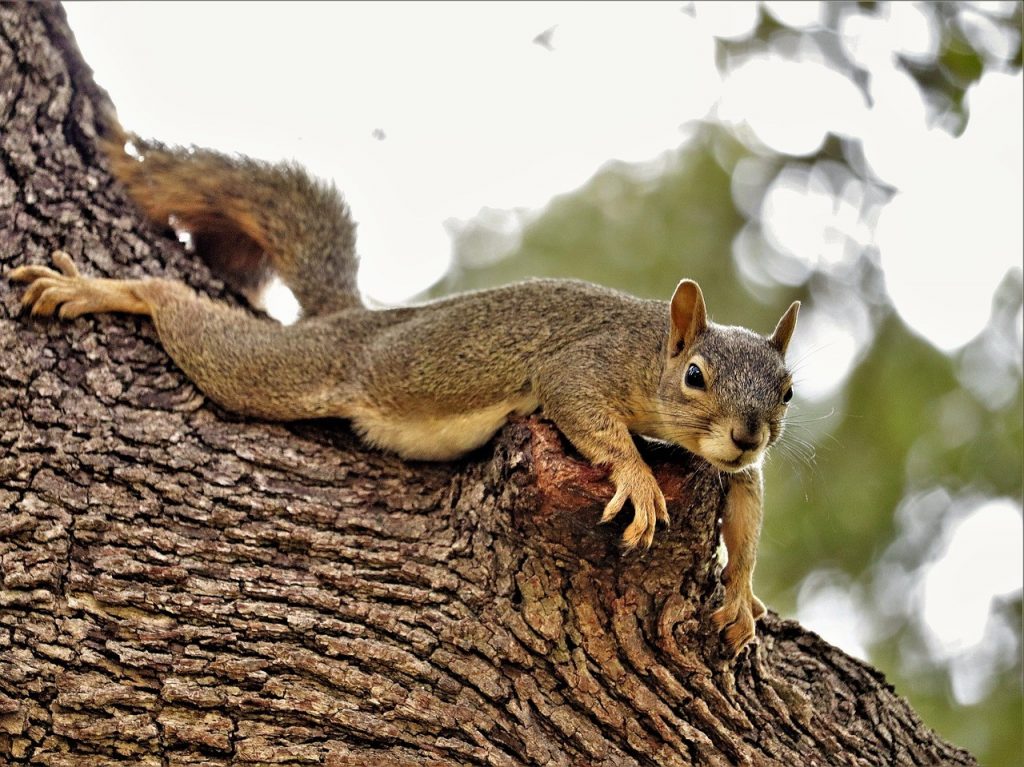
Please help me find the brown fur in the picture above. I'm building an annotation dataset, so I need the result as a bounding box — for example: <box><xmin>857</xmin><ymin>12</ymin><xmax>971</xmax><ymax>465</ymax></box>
<box><xmin>9</xmin><ymin>139</ymin><xmax>800</xmax><ymax>656</ymax></box>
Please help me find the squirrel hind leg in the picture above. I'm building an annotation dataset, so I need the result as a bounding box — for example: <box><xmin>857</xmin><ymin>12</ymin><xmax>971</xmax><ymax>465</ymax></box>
<box><xmin>11</xmin><ymin>250</ymin><xmax>176</xmax><ymax>320</ymax></box>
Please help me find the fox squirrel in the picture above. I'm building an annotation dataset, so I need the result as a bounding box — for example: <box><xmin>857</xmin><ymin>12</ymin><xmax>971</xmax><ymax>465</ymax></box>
<box><xmin>10</xmin><ymin>134</ymin><xmax>799</xmax><ymax>656</ymax></box>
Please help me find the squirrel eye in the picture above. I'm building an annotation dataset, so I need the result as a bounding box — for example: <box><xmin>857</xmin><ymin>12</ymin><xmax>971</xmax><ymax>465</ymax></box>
<box><xmin>684</xmin><ymin>364</ymin><xmax>706</xmax><ymax>390</ymax></box>
<box><xmin>783</xmin><ymin>386</ymin><xmax>794</xmax><ymax>404</ymax></box>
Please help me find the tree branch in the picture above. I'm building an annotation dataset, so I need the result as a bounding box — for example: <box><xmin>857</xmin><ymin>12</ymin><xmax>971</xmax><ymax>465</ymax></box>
<box><xmin>0</xmin><ymin>4</ymin><xmax>976</xmax><ymax>765</ymax></box>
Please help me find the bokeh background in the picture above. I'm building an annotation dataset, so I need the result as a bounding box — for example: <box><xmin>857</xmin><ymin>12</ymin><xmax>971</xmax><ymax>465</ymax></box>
<box><xmin>64</xmin><ymin>2</ymin><xmax>1022</xmax><ymax>764</ymax></box>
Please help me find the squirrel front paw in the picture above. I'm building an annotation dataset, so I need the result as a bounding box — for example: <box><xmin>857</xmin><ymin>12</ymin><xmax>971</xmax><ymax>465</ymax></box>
<box><xmin>721</xmin><ymin>563</ymin><xmax>766</xmax><ymax>620</ymax></box>
<box><xmin>713</xmin><ymin>565</ymin><xmax>765</xmax><ymax>655</ymax></box>
<box><xmin>600</xmin><ymin>463</ymin><xmax>669</xmax><ymax>549</ymax></box>
<box><xmin>711</xmin><ymin>598</ymin><xmax>757</xmax><ymax>657</ymax></box>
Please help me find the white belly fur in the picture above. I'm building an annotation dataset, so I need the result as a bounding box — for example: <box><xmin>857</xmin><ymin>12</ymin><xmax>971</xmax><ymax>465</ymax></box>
<box><xmin>351</xmin><ymin>394</ymin><xmax>540</xmax><ymax>461</ymax></box>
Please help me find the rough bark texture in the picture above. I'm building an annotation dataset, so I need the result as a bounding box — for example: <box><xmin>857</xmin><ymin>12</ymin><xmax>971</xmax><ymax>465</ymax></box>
<box><xmin>0</xmin><ymin>4</ymin><xmax>978</xmax><ymax>766</ymax></box>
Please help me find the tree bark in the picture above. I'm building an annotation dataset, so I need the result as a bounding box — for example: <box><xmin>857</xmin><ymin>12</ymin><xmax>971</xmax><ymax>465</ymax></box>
<box><xmin>0</xmin><ymin>4</ymin><xmax>977</xmax><ymax>766</ymax></box>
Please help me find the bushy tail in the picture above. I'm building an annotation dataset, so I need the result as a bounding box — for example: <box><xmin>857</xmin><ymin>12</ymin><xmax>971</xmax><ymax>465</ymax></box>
<box><xmin>102</xmin><ymin>134</ymin><xmax>362</xmax><ymax>316</ymax></box>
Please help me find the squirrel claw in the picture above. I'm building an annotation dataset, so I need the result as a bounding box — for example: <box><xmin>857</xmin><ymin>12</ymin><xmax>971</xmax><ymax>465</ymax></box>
<box><xmin>601</xmin><ymin>464</ymin><xmax>668</xmax><ymax>550</ymax></box>
<box><xmin>9</xmin><ymin>250</ymin><xmax>80</xmax><ymax>285</ymax></box>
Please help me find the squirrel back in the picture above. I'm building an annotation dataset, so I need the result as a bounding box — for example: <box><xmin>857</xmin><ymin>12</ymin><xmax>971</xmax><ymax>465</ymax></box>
<box><xmin>98</xmin><ymin>135</ymin><xmax>800</xmax><ymax>466</ymax></box>
<box><xmin>96</xmin><ymin>137</ymin><xmax>798</xmax><ymax>469</ymax></box>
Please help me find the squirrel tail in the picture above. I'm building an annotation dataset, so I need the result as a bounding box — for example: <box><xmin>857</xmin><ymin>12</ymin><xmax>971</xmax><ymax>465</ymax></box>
<box><xmin>101</xmin><ymin>134</ymin><xmax>362</xmax><ymax>316</ymax></box>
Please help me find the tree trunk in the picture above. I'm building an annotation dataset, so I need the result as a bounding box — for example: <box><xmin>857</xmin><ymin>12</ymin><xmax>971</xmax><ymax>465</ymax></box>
<box><xmin>0</xmin><ymin>4</ymin><xmax>977</xmax><ymax>766</ymax></box>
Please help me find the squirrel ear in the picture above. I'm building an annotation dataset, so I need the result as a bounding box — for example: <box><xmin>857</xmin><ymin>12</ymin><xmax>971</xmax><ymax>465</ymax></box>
<box><xmin>770</xmin><ymin>301</ymin><xmax>800</xmax><ymax>356</ymax></box>
<box><xmin>668</xmin><ymin>279</ymin><xmax>708</xmax><ymax>357</ymax></box>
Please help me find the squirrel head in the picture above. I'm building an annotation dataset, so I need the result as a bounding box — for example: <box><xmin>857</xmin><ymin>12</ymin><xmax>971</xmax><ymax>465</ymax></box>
<box><xmin>653</xmin><ymin>280</ymin><xmax>800</xmax><ymax>473</ymax></box>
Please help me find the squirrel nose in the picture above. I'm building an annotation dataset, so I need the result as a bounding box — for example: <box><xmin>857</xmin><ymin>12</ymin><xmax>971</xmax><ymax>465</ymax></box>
<box><xmin>730</xmin><ymin>429</ymin><xmax>761</xmax><ymax>452</ymax></box>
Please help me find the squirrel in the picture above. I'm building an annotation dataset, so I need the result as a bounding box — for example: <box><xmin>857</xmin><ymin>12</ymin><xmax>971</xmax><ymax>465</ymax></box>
<box><xmin>9</xmin><ymin>132</ymin><xmax>799</xmax><ymax>657</ymax></box>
